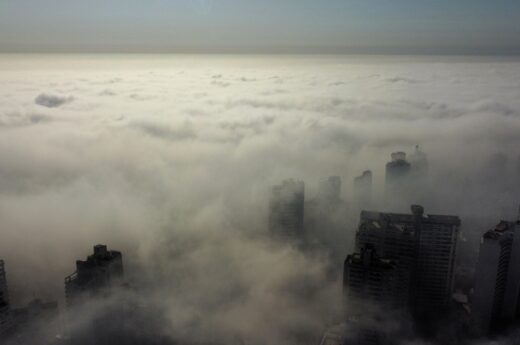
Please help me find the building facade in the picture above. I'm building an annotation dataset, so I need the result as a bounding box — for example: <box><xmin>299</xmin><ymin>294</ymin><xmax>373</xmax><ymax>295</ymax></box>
<box><xmin>356</xmin><ymin>210</ymin><xmax>416</xmax><ymax>308</ymax></box>
<box><xmin>343</xmin><ymin>245</ymin><xmax>404</xmax><ymax>345</ymax></box>
<box><xmin>472</xmin><ymin>220</ymin><xmax>520</xmax><ymax>334</ymax></box>
<box><xmin>0</xmin><ymin>260</ymin><xmax>13</xmax><ymax>337</ymax></box>
<box><xmin>269</xmin><ymin>179</ymin><xmax>305</xmax><ymax>238</ymax></box>
<box><xmin>355</xmin><ymin>205</ymin><xmax>460</xmax><ymax>317</ymax></box>
<box><xmin>353</xmin><ymin>170</ymin><xmax>372</xmax><ymax>211</ymax></box>
<box><xmin>65</xmin><ymin>245</ymin><xmax>124</xmax><ymax>307</ymax></box>
<box><xmin>344</xmin><ymin>245</ymin><xmax>401</xmax><ymax>310</ymax></box>
<box><xmin>385</xmin><ymin>152</ymin><xmax>411</xmax><ymax>191</ymax></box>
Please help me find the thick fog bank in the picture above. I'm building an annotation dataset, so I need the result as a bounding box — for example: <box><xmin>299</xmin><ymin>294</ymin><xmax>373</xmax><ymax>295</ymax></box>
<box><xmin>1</xmin><ymin>55</ymin><xmax>520</xmax><ymax>344</ymax></box>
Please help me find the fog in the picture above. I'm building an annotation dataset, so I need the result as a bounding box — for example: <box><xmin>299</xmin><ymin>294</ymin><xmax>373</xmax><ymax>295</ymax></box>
<box><xmin>1</xmin><ymin>54</ymin><xmax>520</xmax><ymax>344</ymax></box>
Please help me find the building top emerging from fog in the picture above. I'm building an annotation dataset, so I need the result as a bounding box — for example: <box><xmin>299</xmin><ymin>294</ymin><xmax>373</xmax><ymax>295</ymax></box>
<box><xmin>65</xmin><ymin>245</ymin><xmax>124</xmax><ymax>306</ymax></box>
<box><xmin>385</xmin><ymin>152</ymin><xmax>411</xmax><ymax>197</ymax></box>
<box><xmin>360</xmin><ymin>206</ymin><xmax>460</xmax><ymax>226</ymax></box>
<box><xmin>353</xmin><ymin>170</ymin><xmax>372</xmax><ymax>210</ymax></box>
<box><xmin>472</xmin><ymin>218</ymin><xmax>520</xmax><ymax>335</ymax></box>
<box><xmin>269</xmin><ymin>179</ymin><xmax>305</xmax><ymax>238</ymax></box>
<box><xmin>356</xmin><ymin>205</ymin><xmax>460</xmax><ymax>318</ymax></box>
<box><xmin>344</xmin><ymin>244</ymin><xmax>402</xmax><ymax>311</ymax></box>
<box><xmin>409</xmin><ymin>145</ymin><xmax>428</xmax><ymax>175</ymax></box>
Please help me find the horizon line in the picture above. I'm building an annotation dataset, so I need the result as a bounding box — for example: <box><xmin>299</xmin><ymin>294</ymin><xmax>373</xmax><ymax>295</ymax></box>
<box><xmin>2</xmin><ymin>44</ymin><xmax>520</xmax><ymax>57</ymax></box>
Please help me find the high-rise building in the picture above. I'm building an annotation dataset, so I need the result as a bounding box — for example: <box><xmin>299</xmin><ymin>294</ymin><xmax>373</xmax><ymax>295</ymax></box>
<box><xmin>0</xmin><ymin>260</ymin><xmax>13</xmax><ymax>337</ymax></box>
<box><xmin>409</xmin><ymin>146</ymin><xmax>428</xmax><ymax>178</ymax></box>
<box><xmin>413</xmin><ymin>208</ymin><xmax>460</xmax><ymax>317</ymax></box>
<box><xmin>344</xmin><ymin>245</ymin><xmax>402</xmax><ymax>310</ymax></box>
<box><xmin>353</xmin><ymin>170</ymin><xmax>372</xmax><ymax>210</ymax></box>
<box><xmin>65</xmin><ymin>245</ymin><xmax>124</xmax><ymax>307</ymax></box>
<box><xmin>343</xmin><ymin>245</ymin><xmax>404</xmax><ymax>345</ymax></box>
<box><xmin>385</xmin><ymin>152</ymin><xmax>411</xmax><ymax>208</ymax></box>
<box><xmin>356</xmin><ymin>211</ymin><xmax>416</xmax><ymax>308</ymax></box>
<box><xmin>269</xmin><ymin>179</ymin><xmax>305</xmax><ymax>238</ymax></box>
<box><xmin>472</xmin><ymin>219</ymin><xmax>520</xmax><ymax>335</ymax></box>
<box><xmin>355</xmin><ymin>205</ymin><xmax>460</xmax><ymax>317</ymax></box>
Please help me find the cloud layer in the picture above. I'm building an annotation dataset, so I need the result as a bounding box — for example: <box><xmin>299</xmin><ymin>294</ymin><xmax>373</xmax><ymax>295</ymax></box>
<box><xmin>1</xmin><ymin>55</ymin><xmax>520</xmax><ymax>344</ymax></box>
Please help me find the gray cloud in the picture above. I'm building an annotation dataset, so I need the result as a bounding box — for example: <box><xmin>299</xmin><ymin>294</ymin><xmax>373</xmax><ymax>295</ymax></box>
<box><xmin>131</xmin><ymin>121</ymin><xmax>197</xmax><ymax>141</ymax></box>
<box><xmin>34</xmin><ymin>93</ymin><xmax>74</xmax><ymax>108</ymax></box>
<box><xmin>385</xmin><ymin>76</ymin><xmax>421</xmax><ymax>84</ymax></box>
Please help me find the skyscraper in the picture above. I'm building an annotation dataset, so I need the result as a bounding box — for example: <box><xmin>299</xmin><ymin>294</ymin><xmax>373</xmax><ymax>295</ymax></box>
<box><xmin>0</xmin><ymin>260</ymin><xmax>13</xmax><ymax>337</ymax></box>
<box><xmin>65</xmin><ymin>245</ymin><xmax>124</xmax><ymax>307</ymax></box>
<box><xmin>344</xmin><ymin>245</ymin><xmax>402</xmax><ymax>310</ymax></box>
<box><xmin>385</xmin><ymin>152</ymin><xmax>411</xmax><ymax>209</ymax></box>
<box><xmin>413</xmin><ymin>207</ymin><xmax>460</xmax><ymax>317</ymax></box>
<box><xmin>409</xmin><ymin>146</ymin><xmax>428</xmax><ymax>178</ymax></box>
<box><xmin>353</xmin><ymin>170</ymin><xmax>372</xmax><ymax>210</ymax></box>
<box><xmin>355</xmin><ymin>205</ymin><xmax>460</xmax><ymax>317</ymax></box>
<box><xmin>356</xmin><ymin>211</ymin><xmax>416</xmax><ymax>309</ymax></box>
<box><xmin>269</xmin><ymin>179</ymin><xmax>305</xmax><ymax>238</ymax></box>
<box><xmin>472</xmin><ymin>219</ymin><xmax>520</xmax><ymax>335</ymax></box>
<box><xmin>343</xmin><ymin>245</ymin><xmax>404</xmax><ymax>345</ymax></box>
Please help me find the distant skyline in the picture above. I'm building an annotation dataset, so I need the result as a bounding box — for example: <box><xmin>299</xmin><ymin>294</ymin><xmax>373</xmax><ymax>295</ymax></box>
<box><xmin>1</xmin><ymin>0</ymin><xmax>520</xmax><ymax>54</ymax></box>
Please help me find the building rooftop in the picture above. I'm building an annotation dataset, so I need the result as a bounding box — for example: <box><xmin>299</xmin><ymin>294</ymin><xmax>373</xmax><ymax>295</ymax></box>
<box><xmin>482</xmin><ymin>220</ymin><xmax>519</xmax><ymax>240</ymax></box>
<box><xmin>360</xmin><ymin>205</ymin><xmax>460</xmax><ymax>226</ymax></box>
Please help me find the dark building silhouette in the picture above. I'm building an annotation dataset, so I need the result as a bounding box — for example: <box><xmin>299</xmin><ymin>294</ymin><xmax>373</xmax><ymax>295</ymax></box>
<box><xmin>409</xmin><ymin>146</ymin><xmax>429</xmax><ymax>204</ymax></box>
<box><xmin>409</xmin><ymin>145</ymin><xmax>428</xmax><ymax>178</ymax></box>
<box><xmin>0</xmin><ymin>260</ymin><xmax>13</xmax><ymax>337</ymax></box>
<box><xmin>344</xmin><ymin>245</ymin><xmax>402</xmax><ymax>310</ymax></box>
<box><xmin>356</xmin><ymin>211</ymin><xmax>416</xmax><ymax>309</ymax></box>
<box><xmin>385</xmin><ymin>152</ymin><xmax>411</xmax><ymax>208</ymax></box>
<box><xmin>343</xmin><ymin>245</ymin><xmax>404</xmax><ymax>345</ymax></box>
<box><xmin>65</xmin><ymin>245</ymin><xmax>124</xmax><ymax>307</ymax></box>
<box><xmin>269</xmin><ymin>179</ymin><xmax>305</xmax><ymax>238</ymax></box>
<box><xmin>64</xmin><ymin>246</ymin><xmax>175</xmax><ymax>345</ymax></box>
<box><xmin>355</xmin><ymin>205</ymin><xmax>460</xmax><ymax>318</ymax></box>
<box><xmin>472</xmin><ymin>218</ymin><xmax>520</xmax><ymax>335</ymax></box>
<box><xmin>353</xmin><ymin>170</ymin><xmax>372</xmax><ymax>210</ymax></box>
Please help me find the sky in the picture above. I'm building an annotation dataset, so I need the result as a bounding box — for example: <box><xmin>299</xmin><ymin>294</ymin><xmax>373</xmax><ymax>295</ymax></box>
<box><xmin>1</xmin><ymin>0</ymin><xmax>520</xmax><ymax>54</ymax></box>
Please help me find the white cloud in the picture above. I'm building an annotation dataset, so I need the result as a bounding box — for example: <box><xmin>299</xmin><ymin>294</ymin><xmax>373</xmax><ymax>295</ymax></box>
<box><xmin>1</xmin><ymin>56</ymin><xmax>520</xmax><ymax>344</ymax></box>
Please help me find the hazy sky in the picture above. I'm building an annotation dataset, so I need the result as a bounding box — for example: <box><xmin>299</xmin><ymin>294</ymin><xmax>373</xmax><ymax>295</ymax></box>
<box><xmin>1</xmin><ymin>0</ymin><xmax>520</xmax><ymax>54</ymax></box>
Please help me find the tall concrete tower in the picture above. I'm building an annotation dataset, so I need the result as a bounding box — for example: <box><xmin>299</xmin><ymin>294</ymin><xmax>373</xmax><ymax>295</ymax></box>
<box><xmin>385</xmin><ymin>152</ymin><xmax>412</xmax><ymax>209</ymax></box>
<box><xmin>353</xmin><ymin>170</ymin><xmax>372</xmax><ymax>210</ymax></box>
<box><xmin>472</xmin><ymin>219</ymin><xmax>520</xmax><ymax>335</ymax></box>
<box><xmin>355</xmin><ymin>205</ymin><xmax>460</xmax><ymax>318</ymax></box>
<box><xmin>269</xmin><ymin>179</ymin><xmax>305</xmax><ymax>239</ymax></box>
<box><xmin>0</xmin><ymin>260</ymin><xmax>13</xmax><ymax>337</ymax></box>
<box><xmin>65</xmin><ymin>245</ymin><xmax>124</xmax><ymax>307</ymax></box>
